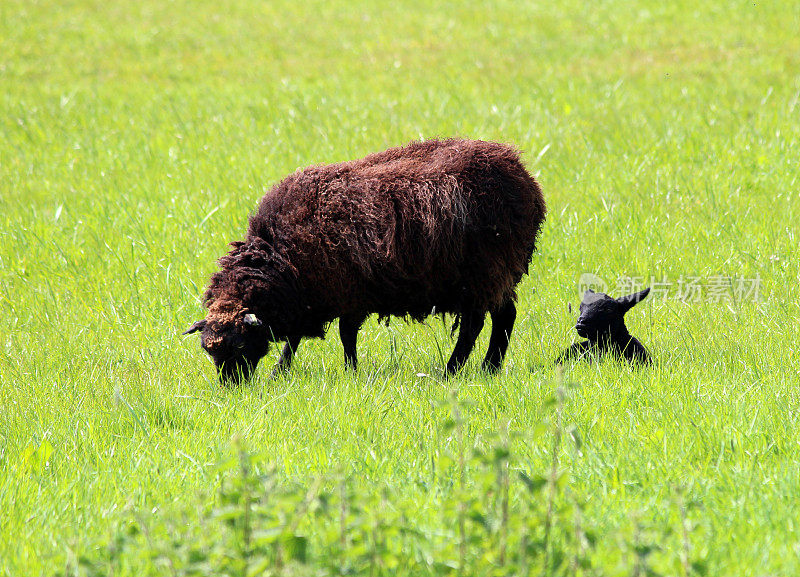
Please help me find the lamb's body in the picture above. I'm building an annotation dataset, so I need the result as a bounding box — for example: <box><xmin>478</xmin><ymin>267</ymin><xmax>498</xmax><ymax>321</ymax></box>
<box><xmin>558</xmin><ymin>335</ymin><xmax>650</xmax><ymax>364</ymax></box>
<box><xmin>187</xmin><ymin>139</ymin><xmax>546</xmax><ymax>382</ymax></box>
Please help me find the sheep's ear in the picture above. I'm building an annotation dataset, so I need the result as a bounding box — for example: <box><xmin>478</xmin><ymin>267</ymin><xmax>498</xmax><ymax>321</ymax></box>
<box><xmin>243</xmin><ymin>313</ymin><xmax>262</xmax><ymax>327</ymax></box>
<box><xmin>182</xmin><ymin>320</ymin><xmax>206</xmax><ymax>335</ymax></box>
<box><xmin>617</xmin><ymin>287</ymin><xmax>651</xmax><ymax>312</ymax></box>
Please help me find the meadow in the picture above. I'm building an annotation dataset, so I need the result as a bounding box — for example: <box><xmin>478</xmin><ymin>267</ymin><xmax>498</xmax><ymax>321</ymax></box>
<box><xmin>1</xmin><ymin>0</ymin><xmax>799</xmax><ymax>574</ymax></box>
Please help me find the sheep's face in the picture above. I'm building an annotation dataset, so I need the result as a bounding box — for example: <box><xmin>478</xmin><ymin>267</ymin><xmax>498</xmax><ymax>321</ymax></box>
<box><xmin>575</xmin><ymin>288</ymin><xmax>650</xmax><ymax>341</ymax></box>
<box><xmin>183</xmin><ymin>310</ymin><xmax>270</xmax><ymax>385</ymax></box>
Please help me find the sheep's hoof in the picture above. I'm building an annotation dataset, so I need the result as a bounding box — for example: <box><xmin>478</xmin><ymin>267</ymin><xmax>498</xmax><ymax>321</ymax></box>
<box><xmin>444</xmin><ymin>363</ymin><xmax>463</xmax><ymax>377</ymax></box>
<box><xmin>481</xmin><ymin>360</ymin><xmax>502</xmax><ymax>374</ymax></box>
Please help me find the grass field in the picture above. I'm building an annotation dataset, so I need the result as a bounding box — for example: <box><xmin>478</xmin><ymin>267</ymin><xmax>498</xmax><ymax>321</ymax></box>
<box><xmin>2</xmin><ymin>0</ymin><xmax>800</xmax><ymax>574</ymax></box>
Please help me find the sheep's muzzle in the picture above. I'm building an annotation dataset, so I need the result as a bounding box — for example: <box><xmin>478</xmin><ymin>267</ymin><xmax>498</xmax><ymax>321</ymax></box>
<box><xmin>216</xmin><ymin>356</ymin><xmax>256</xmax><ymax>385</ymax></box>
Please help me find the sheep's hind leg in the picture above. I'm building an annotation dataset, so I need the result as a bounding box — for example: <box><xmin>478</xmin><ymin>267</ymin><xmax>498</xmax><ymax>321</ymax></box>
<box><xmin>271</xmin><ymin>336</ymin><xmax>301</xmax><ymax>377</ymax></box>
<box><xmin>446</xmin><ymin>308</ymin><xmax>486</xmax><ymax>375</ymax></box>
<box><xmin>482</xmin><ymin>300</ymin><xmax>517</xmax><ymax>374</ymax></box>
<box><xmin>340</xmin><ymin>315</ymin><xmax>366</xmax><ymax>370</ymax></box>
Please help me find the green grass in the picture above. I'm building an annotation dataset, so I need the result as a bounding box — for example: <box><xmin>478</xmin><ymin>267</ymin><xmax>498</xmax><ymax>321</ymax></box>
<box><xmin>2</xmin><ymin>0</ymin><xmax>800</xmax><ymax>574</ymax></box>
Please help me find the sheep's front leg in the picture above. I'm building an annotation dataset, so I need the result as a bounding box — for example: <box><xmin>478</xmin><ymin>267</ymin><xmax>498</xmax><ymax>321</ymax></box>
<box><xmin>339</xmin><ymin>315</ymin><xmax>365</xmax><ymax>370</ymax></box>
<box><xmin>446</xmin><ymin>308</ymin><xmax>486</xmax><ymax>375</ymax></box>
<box><xmin>271</xmin><ymin>336</ymin><xmax>301</xmax><ymax>377</ymax></box>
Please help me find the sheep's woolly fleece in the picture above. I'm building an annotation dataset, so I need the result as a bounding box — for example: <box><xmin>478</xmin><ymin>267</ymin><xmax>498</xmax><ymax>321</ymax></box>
<box><xmin>204</xmin><ymin>138</ymin><xmax>547</xmax><ymax>337</ymax></box>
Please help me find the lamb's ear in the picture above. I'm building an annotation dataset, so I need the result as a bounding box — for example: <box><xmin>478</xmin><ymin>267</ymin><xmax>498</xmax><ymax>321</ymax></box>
<box><xmin>617</xmin><ymin>287</ymin><xmax>651</xmax><ymax>312</ymax></box>
<box><xmin>182</xmin><ymin>319</ymin><xmax>206</xmax><ymax>335</ymax></box>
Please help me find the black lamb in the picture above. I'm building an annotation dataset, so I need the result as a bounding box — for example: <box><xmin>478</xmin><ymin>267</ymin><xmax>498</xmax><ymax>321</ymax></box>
<box><xmin>557</xmin><ymin>287</ymin><xmax>651</xmax><ymax>364</ymax></box>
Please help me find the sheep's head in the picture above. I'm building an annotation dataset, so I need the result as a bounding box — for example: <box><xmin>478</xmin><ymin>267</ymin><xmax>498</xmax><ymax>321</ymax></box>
<box><xmin>575</xmin><ymin>287</ymin><xmax>650</xmax><ymax>341</ymax></box>
<box><xmin>183</xmin><ymin>308</ymin><xmax>270</xmax><ymax>385</ymax></box>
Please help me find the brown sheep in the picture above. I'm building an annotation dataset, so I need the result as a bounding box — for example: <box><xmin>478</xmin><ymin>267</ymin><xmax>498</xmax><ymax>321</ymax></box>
<box><xmin>184</xmin><ymin>138</ymin><xmax>546</xmax><ymax>383</ymax></box>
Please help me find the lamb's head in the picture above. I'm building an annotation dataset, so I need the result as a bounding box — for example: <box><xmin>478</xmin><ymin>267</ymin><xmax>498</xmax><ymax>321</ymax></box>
<box><xmin>183</xmin><ymin>307</ymin><xmax>271</xmax><ymax>385</ymax></box>
<box><xmin>575</xmin><ymin>287</ymin><xmax>650</xmax><ymax>341</ymax></box>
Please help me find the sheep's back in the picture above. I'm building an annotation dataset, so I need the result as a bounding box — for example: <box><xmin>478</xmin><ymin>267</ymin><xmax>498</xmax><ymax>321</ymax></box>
<box><xmin>252</xmin><ymin>139</ymin><xmax>545</xmax><ymax>317</ymax></box>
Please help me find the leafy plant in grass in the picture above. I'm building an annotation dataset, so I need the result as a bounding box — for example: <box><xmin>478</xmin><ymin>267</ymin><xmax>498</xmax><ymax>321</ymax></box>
<box><xmin>67</xmin><ymin>382</ymin><xmax>709</xmax><ymax>576</ymax></box>
<box><xmin>148</xmin><ymin>439</ymin><xmax>322</xmax><ymax>576</ymax></box>
<box><xmin>71</xmin><ymin>391</ymin><xmax>463</xmax><ymax>573</ymax></box>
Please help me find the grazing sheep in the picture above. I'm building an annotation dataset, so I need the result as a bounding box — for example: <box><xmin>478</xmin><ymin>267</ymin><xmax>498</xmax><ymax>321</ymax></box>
<box><xmin>184</xmin><ymin>138</ymin><xmax>546</xmax><ymax>384</ymax></box>
<box><xmin>557</xmin><ymin>287</ymin><xmax>651</xmax><ymax>364</ymax></box>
